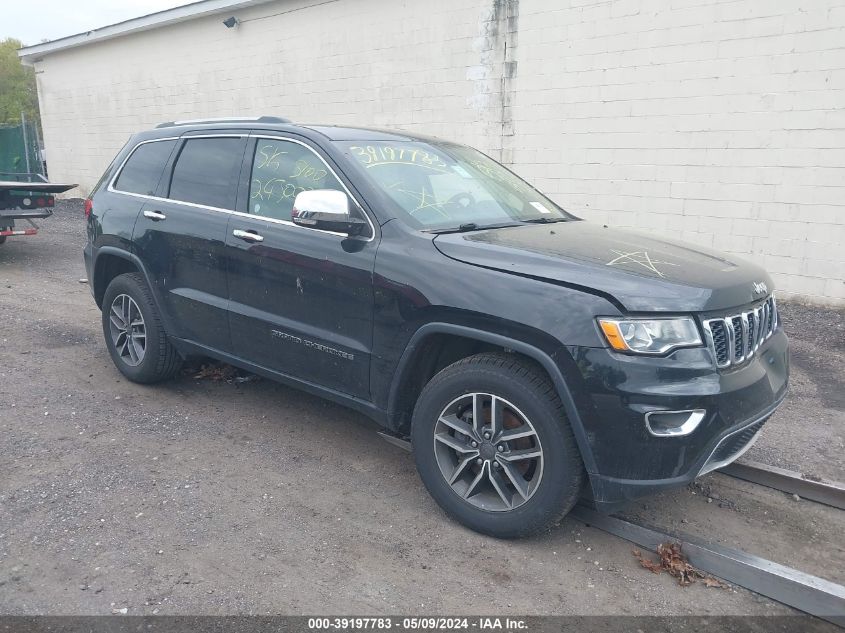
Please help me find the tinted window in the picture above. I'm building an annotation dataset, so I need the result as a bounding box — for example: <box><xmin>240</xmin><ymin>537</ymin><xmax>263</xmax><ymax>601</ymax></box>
<box><xmin>113</xmin><ymin>140</ymin><xmax>176</xmax><ymax>196</ymax></box>
<box><xmin>168</xmin><ymin>138</ymin><xmax>244</xmax><ymax>209</ymax></box>
<box><xmin>248</xmin><ymin>139</ymin><xmax>343</xmax><ymax>221</ymax></box>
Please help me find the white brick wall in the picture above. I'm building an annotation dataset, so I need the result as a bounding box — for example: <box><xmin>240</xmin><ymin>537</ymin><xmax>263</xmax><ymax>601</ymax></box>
<box><xmin>514</xmin><ymin>0</ymin><xmax>845</xmax><ymax>305</ymax></box>
<box><xmin>31</xmin><ymin>0</ymin><xmax>845</xmax><ymax>304</ymax></box>
<box><xmin>35</xmin><ymin>0</ymin><xmax>504</xmax><ymax>188</ymax></box>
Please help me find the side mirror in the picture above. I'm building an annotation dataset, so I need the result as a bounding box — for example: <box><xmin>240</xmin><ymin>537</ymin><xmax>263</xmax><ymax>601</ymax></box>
<box><xmin>291</xmin><ymin>190</ymin><xmax>367</xmax><ymax>236</ymax></box>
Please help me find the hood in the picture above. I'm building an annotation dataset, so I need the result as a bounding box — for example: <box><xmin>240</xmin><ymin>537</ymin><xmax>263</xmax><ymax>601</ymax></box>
<box><xmin>432</xmin><ymin>221</ymin><xmax>773</xmax><ymax>313</ymax></box>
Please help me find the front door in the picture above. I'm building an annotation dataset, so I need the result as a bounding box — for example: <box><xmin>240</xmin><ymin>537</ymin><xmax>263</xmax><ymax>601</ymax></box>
<box><xmin>225</xmin><ymin>136</ymin><xmax>377</xmax><ymax>398</ymax></box>
<box><xmin>133</xmin><ymin>134</ymin><xmax>247</xmax><ymax>351</ymax></box>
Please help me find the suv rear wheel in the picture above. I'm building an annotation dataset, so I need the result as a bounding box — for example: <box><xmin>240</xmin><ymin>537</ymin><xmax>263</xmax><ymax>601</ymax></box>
<box><xmin>101</xmin><ymin>272</ymin><xmax>182</xmax><ymax>383</ymax></box>
<box><xmin>411</xmin><ymin>352</ymin><xmax>584</xmax><ymax>538</ymax></box>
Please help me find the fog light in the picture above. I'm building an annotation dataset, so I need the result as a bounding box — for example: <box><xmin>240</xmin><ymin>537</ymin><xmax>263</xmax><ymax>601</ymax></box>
<box><xmin>645</xmin><ymin>409</ymin><xmax>706</xmax><ymax>437</ymax></box>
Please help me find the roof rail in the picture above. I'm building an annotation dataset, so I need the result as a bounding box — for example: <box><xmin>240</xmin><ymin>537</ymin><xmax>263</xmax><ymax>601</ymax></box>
<box><xmin>156</xmin><ymin>116</ymin><xmax>292</xmax><ymax>129</ymax></box>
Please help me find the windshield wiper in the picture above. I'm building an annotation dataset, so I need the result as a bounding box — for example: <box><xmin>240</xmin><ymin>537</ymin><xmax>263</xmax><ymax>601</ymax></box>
<box><xmin>522</xmin><ymin>217</ymin><xmax>569</xmax><ymax>224</ymax></box>
<box><xmin>427</xmin><ymin>222</ymin><xmax>521</xmax><ymax>235</ymax></box>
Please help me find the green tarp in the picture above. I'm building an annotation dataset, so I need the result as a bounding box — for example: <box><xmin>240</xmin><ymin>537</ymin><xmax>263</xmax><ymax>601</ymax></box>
<box><xmin>0</xmin><ymin>123</ymin><xmax>40</xmax><ymax>177</ymax></box>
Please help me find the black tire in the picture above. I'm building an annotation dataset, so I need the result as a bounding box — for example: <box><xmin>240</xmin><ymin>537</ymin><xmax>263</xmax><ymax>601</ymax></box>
<box><xmin>101</xmin><ymin>272</ymin><xmax>182</xmax><ymax>383</ymax></box>
<box><xmin>411</xmin><ymin>352</ymin><xmax>584</xmax><ymax>538</ymax></box>
<box><xmin>0</xmin><ymin>235</ymin><xmax>6</xmax><ymax>245</ymax></box>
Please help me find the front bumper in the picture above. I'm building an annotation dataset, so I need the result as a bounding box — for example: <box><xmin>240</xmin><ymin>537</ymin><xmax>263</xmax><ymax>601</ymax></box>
<box><xmin>569</xmin><ymin>327</ymin><xmax>789</xmax><ymax>511</ymax></box>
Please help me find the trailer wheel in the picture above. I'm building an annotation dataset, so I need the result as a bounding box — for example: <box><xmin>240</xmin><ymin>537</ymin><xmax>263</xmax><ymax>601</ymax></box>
<box><xmin>101</xmin><ymin>272</ymin><xmax>182</xmax><ymax>383</ymax></box>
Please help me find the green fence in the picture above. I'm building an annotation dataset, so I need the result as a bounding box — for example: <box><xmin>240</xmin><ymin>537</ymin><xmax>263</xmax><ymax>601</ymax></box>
<box><xmin>0</xmin><ymin>121</ymin><xmax>41</xmax><ymax>177</ymax></box>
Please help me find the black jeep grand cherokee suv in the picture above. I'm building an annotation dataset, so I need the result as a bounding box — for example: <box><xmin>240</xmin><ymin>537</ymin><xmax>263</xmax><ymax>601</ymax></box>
<box><xmin>84</xmin><ymin>116</ymin><xmax>789</xmax><ymax>538</ymax></box>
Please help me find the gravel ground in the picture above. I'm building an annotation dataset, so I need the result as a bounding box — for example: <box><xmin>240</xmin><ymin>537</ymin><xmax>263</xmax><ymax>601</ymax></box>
<box><xmin>0</xmin><ymin>200</ymin><xmax>842</xmax><ymax>618</ymax></box>
<box><xmin>747</xmin><ymin>300</ymin><xmax>845</xmax><ymax>482</ymax></box>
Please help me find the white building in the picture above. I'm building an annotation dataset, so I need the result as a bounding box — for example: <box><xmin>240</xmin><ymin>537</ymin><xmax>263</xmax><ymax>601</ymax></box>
<box><xmin>19</xmin><ymin>0</ymin><xmax>845</xmax><ymax>305</ymax></box>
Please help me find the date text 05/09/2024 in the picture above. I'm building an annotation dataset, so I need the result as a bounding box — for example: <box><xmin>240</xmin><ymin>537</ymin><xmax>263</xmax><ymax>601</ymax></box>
<box><xmin>307</xmin><ymin>618</ymin><xmax>528</xmax><ymax>631</ymax></box>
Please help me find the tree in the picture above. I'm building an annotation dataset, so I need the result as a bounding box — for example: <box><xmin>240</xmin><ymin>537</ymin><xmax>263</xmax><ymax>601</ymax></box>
<box><xmin>0</xmin><ymin>38</ymin><xmax>40</xmax><ymax>128</ymax></box>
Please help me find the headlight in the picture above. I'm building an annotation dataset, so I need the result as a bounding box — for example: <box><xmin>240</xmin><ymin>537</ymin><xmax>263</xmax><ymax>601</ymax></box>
<box><xmin>598</xmin><ymin>317</ymin><xmax>702</xmax><ymax>355</ymax></box>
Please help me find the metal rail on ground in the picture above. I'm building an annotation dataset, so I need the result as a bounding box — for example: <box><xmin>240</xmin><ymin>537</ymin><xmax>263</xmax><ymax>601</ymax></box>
<box><xmin>571</xmin><ymin>505</ymin><xmax>845</xmax><ymax>627</ymax></box>
<box><xmin>720</xmin><ymin>460</ymin><xmax>845</xmax><ymax>511</ymax></box>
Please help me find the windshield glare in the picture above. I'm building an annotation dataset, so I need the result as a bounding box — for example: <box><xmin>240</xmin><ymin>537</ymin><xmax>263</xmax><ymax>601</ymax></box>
<box><xmin>341</xmin><ymin>141</ymin><xmax>571</xmax><ymax>230</ymax></box>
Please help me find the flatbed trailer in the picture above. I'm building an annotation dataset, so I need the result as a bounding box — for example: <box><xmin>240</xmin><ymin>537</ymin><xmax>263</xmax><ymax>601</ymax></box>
<box><xmin>0</xmin><ymin>175</ymin><xmax>77</xmax><ymax>244</ymax></box>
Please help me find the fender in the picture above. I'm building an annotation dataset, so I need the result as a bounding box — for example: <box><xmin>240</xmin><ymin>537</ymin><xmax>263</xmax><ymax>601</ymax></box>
<box><xmin>387</xmin><ymin>322</ymin><xmax>598</xmax><ymax>474</ymax></box>
<box><xmin>92</xmin><ymin>246</ymin><xmax>178</xmax><ymax>338</ymax></box>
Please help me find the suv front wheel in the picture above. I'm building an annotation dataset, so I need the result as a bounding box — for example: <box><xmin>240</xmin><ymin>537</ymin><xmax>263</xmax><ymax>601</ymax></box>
<box><xmin>411</xmin><ymin>352</ymin><xmax>584</xmax><ymax>538</ymax></box>
<box><xmin>101</xmin><ymin>272</ymin><xmax>182</xmax><ymax>383</ymax></box>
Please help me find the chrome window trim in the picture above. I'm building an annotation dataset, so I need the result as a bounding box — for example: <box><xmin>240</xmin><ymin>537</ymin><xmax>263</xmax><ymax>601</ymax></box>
<box><xmin>106</xmin><ymin>134</ymin><xmax>375</xmax><ymax>242</ymax></box>
<box><xmin>108</xmin><ymin>135</ymin><xmax>246</xmax><ymax>195</ymax></box>
<box><xmin>108</xmin><ymin>136</ymin><xmax>180</xmax><ymax>195</ymax></box>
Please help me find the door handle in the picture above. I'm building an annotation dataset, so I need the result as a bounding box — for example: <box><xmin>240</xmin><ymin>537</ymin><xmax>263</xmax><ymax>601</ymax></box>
<box><xmin>233</xmin><ymin>229</ymin><xmax>264</xmax><ymax>243</ymax></box>
<box><xmin>143</xmin><ymin>210</ymin><xmax>167</xmax><ymax>221</ymax></box>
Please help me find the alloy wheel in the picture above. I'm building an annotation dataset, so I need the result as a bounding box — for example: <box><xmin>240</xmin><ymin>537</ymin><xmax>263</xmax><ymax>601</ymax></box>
<box><xmin>433</xmin><ymin>392</ymin><xmax>544</xmax><ymax>512</ymax></box>
<box><xmin>108</xmin><ymin>294</ymin><xmax>147</xmax><ymax>367</ymax></box>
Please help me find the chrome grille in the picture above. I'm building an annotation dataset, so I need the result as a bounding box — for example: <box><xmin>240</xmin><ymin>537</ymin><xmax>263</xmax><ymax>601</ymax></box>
<box><xmin>703</xmin><ymin>296</ymin><xmax>778</xmax><ymax>368</ymax></box>
<box><xmin>731</xmin><ymin>317</ymin><xmax>743</xmax><ymax>359</ymax></box>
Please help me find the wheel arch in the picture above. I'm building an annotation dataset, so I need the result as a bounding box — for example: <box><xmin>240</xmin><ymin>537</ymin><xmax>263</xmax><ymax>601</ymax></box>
<box><xmin>386</xmin><ymin>323</ymin><xmax>597</xmax><ymax>474</ymax></box>
<box><xmin>92</xmin><ymin>248</ymin><xmax>150</xmax><ymax>305</ymax></box>
<box><xmin>91</xmin><ymin>248</ymin><xmax>175</xmax><ymax>338</ymax></box>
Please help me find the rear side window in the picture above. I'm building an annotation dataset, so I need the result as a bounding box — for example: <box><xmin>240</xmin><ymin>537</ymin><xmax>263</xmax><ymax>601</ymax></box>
<box><xmin>168</xmin><ymin>138</ymin><xmax>244</xmax><ymax>209</ymax></box>
<box><xmin>113</xmin><ymin>140</ymin><xmax>176</xmax><ymax>196</ymax></box>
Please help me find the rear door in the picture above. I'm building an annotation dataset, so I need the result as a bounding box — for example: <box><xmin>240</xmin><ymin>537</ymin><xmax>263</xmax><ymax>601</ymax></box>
<box><xmin>133</xmin><ymin>133</ymin><xmax>247</xmax><ymax>352</ymax></box>
<box><xmin>101</xmin><ymin>138</ymin><xmax>177</xmax><ymax>254</ymax></box>
<box><xmin>224</xmin><ymin>135</ymin><xmax>378</xmax><ymax>398</ymax></box>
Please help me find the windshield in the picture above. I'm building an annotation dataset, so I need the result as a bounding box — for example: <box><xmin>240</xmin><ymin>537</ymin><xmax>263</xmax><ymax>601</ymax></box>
<box><xmin>340</xmin><ymin>141</ymin><xmax>574</xmax><ymax>231</ymax></box>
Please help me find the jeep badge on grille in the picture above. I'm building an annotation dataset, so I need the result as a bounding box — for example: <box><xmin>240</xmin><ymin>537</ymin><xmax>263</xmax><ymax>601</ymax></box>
<box><xmin>753</xmin><ymin>281</ymin><xmax>768</xmax><ymax>295</ymax></box>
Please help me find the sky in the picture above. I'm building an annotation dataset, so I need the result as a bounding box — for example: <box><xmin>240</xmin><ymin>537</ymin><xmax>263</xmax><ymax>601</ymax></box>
<box><xmin>6</xmin><ymin>0</ymin><xmax>196</xmax><ymax>46</ymax></box>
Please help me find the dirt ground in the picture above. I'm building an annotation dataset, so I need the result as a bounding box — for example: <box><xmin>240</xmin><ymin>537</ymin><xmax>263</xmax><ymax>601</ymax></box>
<box><xmin>0</xmin><ymin>201</ymin><xmax>842</xmax><ymax>617</ymax></box>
